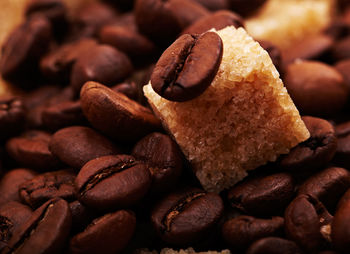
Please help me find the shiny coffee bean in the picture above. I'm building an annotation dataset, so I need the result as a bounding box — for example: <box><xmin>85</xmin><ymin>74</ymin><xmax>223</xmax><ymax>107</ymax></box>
<box><xmin>2</xmin><ymin>198</ymin><xmax>71</xmax><ymax>254</ymax></box>
<box><xmin>19</xmin><ymin>169</ymin><xmax>76</xmax><ymax>208</ymax></box>
<box><xmin>246</xmin><ymin>237</ymin><xmax>303</xmax><ymax>254</ymax></box>
<box><xmin>132</xmin><ymin>132</ymin><xmax>183</xmax><ymax>193</ymax></box>
<box><xmin>285</xmin><ymin>61</ymin><xmax>348</xmax><ymax>116</ymax></box>
<box><xmin>229</xmin><ymin>0</ymin><xmax>267</xmax><ymax>16</ymax></box>
<box><xmin>331</xmin><ymin>35</ymin><xmax>350</xmax><ymax>61</ymax></box>
<box><xmin>0</xmin><ymin>15</ymin><xmax>51</xmax><ymax>81</ymax></box>
<box><xmin>0</xmin><ymin>96</ymin><xmax>25</xmax><ymax>140</ymax></box>
<box><xmin>151</xmin><ymin>188</ymin><xmax>223</xmax><ymax>245</ymax></box>
<box><xmin>285</xmin><ymin>195</ymin><xmax>333</xmax><ymax>252</ymax></box>
<box><xmin>182</xmin><ymin>10</ymin><xmax>244</xmax><ymax>35</ymax></box>
<box><xmin>69</xmin><ymin>200</ymin><xmax>96</xmax><ymax>233</ymax></box>
<box><xmin>332</xmin><ymin>190</ymin><xmax>350</xmax><ymax>252</ymax></box>
<box><xmin>49</xmin><ymin>126</ymin><xmax>121</xmax><ymax>170</ymax></box>
<box><xmin>333</xmin><ymin>121</ymin><xmax>350</xmax><ymax>168</ymax></box>
<box><xmin>6</xmin><ymin>130</ymin><xmax>61</xmax><ymax>171</ymax></box>
<box><xmin>298</xmin><ymin>167</ymin><xmax>350</xmax><ymax>210</ymax></box>
<box><xmin>70</xmin><ymin>210</ymin><xmax>136</xmax><ymax>254</ymax></box>
<box><xmin>151</xmin><ymin>32</ymin><xmax>223</xmax><ymax>102</ymax></box>
<box><xmin>228</xmin><ymin>173</ymin><xmax>294</xmax><ymax>216</ymax></box>
<box><xmin>76</xmin><ymin>155</ymin><xmax>151</xmax><ymax>210</ymax></box>
<box><xmin>192</xmin><ymin>0</ymin><xmax>229</xmax><ymax>11</ymax></box>
<box><xmin>279</xmin><ymin>116</ymin><xmax>337</xmax><ymax>173</ymax></box>
<box><xmin>80</xmin><ymin>82</ymin><xmax>161</xmax><ymax>143</ymax></box>
<box><xmin>70</xmin><ymin>45</ymin><xmax>133</xmax><ymax>93</ymax></box>
<box><xmin>222</xmin><ymin>216</ymin><xmax>284</xmax><ymax>250</ymax></box>
<box><xmin>258</xmin><ymin>40</ymin><xmax>283</xmax><ymax>74</ymax></box>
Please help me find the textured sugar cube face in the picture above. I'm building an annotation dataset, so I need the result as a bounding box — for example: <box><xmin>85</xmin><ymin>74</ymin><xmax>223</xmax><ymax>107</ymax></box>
<box><xmin>144</xmin><ymin>26</ymin><xmax>310</xmax><ymax>193</ymax></box>
<box><xmin>246</xmin><ymin>0</ymin><xmax>335</xmax><ymax>50</ymax></box>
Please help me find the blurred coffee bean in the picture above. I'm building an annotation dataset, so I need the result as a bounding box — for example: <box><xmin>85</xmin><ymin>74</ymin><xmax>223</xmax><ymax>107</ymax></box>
<box><xmin>192</xmin><ymin>0</ymin><xmax>229</xmax><ymax>10</ymax></box>
<box><xmin>70</xmin><ymin>45</ymin><xmax>133</xmax><ymax>93</ymax></box>
<box><xmin>69</xmin><ymin>200</ymin><xmax>96</xmax><ymax>233</ymax></box>
<box><xmin>228</xmin><ymin>173</ymin><xmax>294</xmax><ymax>216</ymax></box>
<box><xmin>111</xmin><ymin>12</ymin><xmax>138</xmax><ymax>32</ymax></box>
<box><xmin>246</xmin><ymin>237</ymin><xmax>302</xmax><ymax>254</ymax></box>
<box><xmin>182</xmin><ymin>10</ymin><xmax>243</xmax><ymax>35</ymax></box>
<box><xmin>336</xmin><ymin>188</ymin><xmax>350</xmax><ymax>215</ymax></box>
<box><xmin>222</xmin><ymin>216</ymin><xmax>284</xmax><ymax>250</ymax></box>
<box><xmin>333</xmin><ymin>121</ymin><xmax>350</xmax><ymax>168</ymax></box>
<box><xmin>6</xmin><ymin>130</ymin><xmax>61</xmax><ymax>171</ymax></box>
<box><xmin>279</xmin><ymin>116</ymin><xmax>337</xmax><ymax>173</ymax></box>
<box><xmin>49</xmin><ymin>126</ymin><xmax>121</xmax><ymax>170</ymax></box>
<box><xmin>335</xmin><ymin>59</ymin><xmax>350</xmax><ymax>91</ymax></box>
<box><xmin>80</xmin><ymin>82</ymin><xmax>161</xmax><ymax>143</ymax></box>
<box><xmin>331</xmin><ymin>36</ymin><xmax>350</xmax><ymax>61</ymax></box>
<box><xmin>332</xmin><ymin>190</ymin><xmax>350</xmax><ymax>252</ymax></box>
<box><xmin>285</xmin><ymin>61</ymin><xmax>348</xmax><ymax>116</ymax></box>
<box><xmin>2</xmin><ymin>198</ymin><xmax>71</xmax><ymax>254</ymax></box>
<box><xmin>76</xmin><ymin>155</ymin><xmax>151</xmax><ymax>210</ymax></box>
<box><xmin>19</xmin><ymin>169</ymin><xmax>76</xmax><ymax>208</ymax></box>
<box><xmin>229</xmin><ymin>0</ymin><xmax>267</xmax><ymax>17</ymax></box>
<box><xmin>132</xmin><ymin>132</ymin><xmax>183</xmax><ymax>193</ymax></box>
<box><xmin>298</xmin><ymin>167</ymin><xmax>350</xmax><ymax>210</ymax></box>
<box><xmin>151</xmin><ymin>188</ymin><xmax>223</xmax><ymax>245</ymax></box>
<box><xmin>285</xmin><ymin>195</ymin><xmax>333</xmax><ymax>252</ymax></box>
<box><xmin>324</xmin><ymin>18</ymin><xmax>350</xmax><ymax>40</ymax></box>
<box><xmin>22</xmin><ymin>85</ymin><xmax>61</xmax><ymax>109</ymax></box>
<box><xmin>110</xmin><ymin>82</ymin><xmax>139</xmax><ymax>101</ymax></box>
<box><xmin>0</xmin><ymin>169</ymin><xmax>37</xmax><ymax>207</ymax></box>
<box><xmin>0</xmin><ymin>96</ymin><xmax>25</xmax><ymax>140</ymax></box>
<box><xmin>0</xmin><ymin>15</ymin><xmax>51</xmax><ymax>81</ymax></box>
<box><xmin>70</xmin><ymin>210</ymin><xmax>136</xmax><ymax>254</ymax></box>
<box><xmin>258</xmin><ymin>40</ymin><xmax>283</xmax><ymax>74</ymax></box>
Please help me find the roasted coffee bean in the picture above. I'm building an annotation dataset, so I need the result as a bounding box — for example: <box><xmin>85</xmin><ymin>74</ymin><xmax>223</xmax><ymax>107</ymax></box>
<box><xmin>182</xmin><ymin>10</ymin><xmax>243</xmax><ymax>35</ymax></box>
<box><xmin>6</xmin><ymin>130</ymin><xmax>61</xmax><ymax>171</ymax></box>
<box><xmin>42</xmin><ymin>100</ymin><xmax>87</xmax><ymax>131</ymax></box>
<box><xmin>69</xmin><ymin>200</ymin><xmax>96</xmax><ymax>233</ymax></box>
<box><xmin>228</xmin><ymin>173</ymin><xmax>294</xmax><ymax>216</ymax></box>
<box><xmin>192</xmin><ymin>0</ymin><xmax>229</xmax><ymax>11</ymax></box>
<box><xmin>0</xmin><ymin>15</ymin><xmax>51</xmax><ymax>81</ymax></box>
<box><xmin>76</xmin><ymin>155</ymin><xmax>151</xmax><ymax>210</ymax></box>
<box><xmin>2</xmin><ymin>198</ymin><xmax>71</xmax><ymax>254</ymax></box>
<box><xmin>132</xmin><ymin>132</ymin><xmax>183</xmax><ymax>193</ymax></box>
<box><xmin>70</xmin><ymin>45</ymin><xmax>133</xmax><ymax>93</ymax></box>
<box><xmin>324</xmin><ymin>18</ymin><xmax>350</xmax><ymax>40</ymax></box>
<box><xmin>80</xmin><ymin>82</ymin><xmax>161</xmax><ymax>143</ymax></box>
<box><xmin>335</xmin><ymin>59</ymin><xmax>350</xmax><ymax>91</ymax></box>
<box><xmin>246</xmin><ymin>237</ymin><xmax>302</xmax><ymax>254</ymax></box>
<box><xmin>0</xmin><ymin>169</ymin><xmax>37</xmax><ymax>207</ymax></box>
<box><xmin>70</xmin><ymin>210</ymin><xmax>136</xmax><ymax>254</ymax></box>
<box><xmin>332</xmin><ymin>191</ymin><xmax>350</xmax><ymax>252</ymax></box>
<box><xmin>22</xmin><ymin>85</ymin><xmax>61</xmax><ymax>110</ymax></box>
<box><xmin>333</xmin><ymin>121</ymin><xmax>350</xmax><ymax>168</ymax></box>
<box><xmin>151</xmin><ymin>188</ymin><xmax>223</xmax><ymax>245</ymax></box>
<box><xmin>222</xmin><ymin>216</ymin><xmax>284</xmax><ymax>250</ymax></box>
<box><xmin>285</xmin><ymin>61</ymin><xmax>348</xmax><ymax>116</ymax></box>
<box><xmin>49</xmin><ymin>126</ymin><xmax>121</xmax><ymax>170</ymax></box>
<box><xmin>331</xmin><ymin>35</ymin><xmax>350</xmax><ymax>61</ymax></box>
<box><xmin>110</xmin><ymin>82</ymin><xmax>139</xmax><ymax>101</ymax></box>
<box><xmin>279</xmin><ymin>116</ymin><xmax>337</xmax><ymax>173</ymax></box>
<box><xmin>0</xmin><ymin>96</ymin><xmax>25</xmax><ymax>140</ymax></box>
<box><xmin>285</xmin><ymin>195</ymin><xmax>333</xmax><ymax>252</ymax></box>
<box><xmin>151</xmin><ymin>32</ymin><xmax>223</xmax><ymax>102</ymax></box>
<box><xmin>258</xmin><ymin>40</ymin><xmax>283</xmax><ymax>74</ymax></box>
<box><xmin>19</xmin><ymin>169</ymin><xmax>76</xmax><ymax>208</ymax></box>
<box><xmin>229</xmin><ymin>0</ymin><xmax>267</xmax><ymax>16</ymax></box>
<box><xmin>298</xmin><ymin>167</ymin><xmax>350</xmax><ymax>210</ymax></box>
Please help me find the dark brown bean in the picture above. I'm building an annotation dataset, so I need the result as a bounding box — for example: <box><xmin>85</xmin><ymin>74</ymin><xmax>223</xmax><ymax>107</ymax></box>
<box><xmin>331</xmin><ymin>35</ymin><xmax>350</xmax><ymax>61</ymax></box>
<box><xmin>76</xmin><ymin>155</ymin><xmax>151</xmax><ymax>210</ymax></box>
<box><xmin>0</xmin><ymin>96</ymin><xmax>25</xmax><ymax>140</ymax></box>
<box><xmin>332</xmin><ymin>191</ymin><xmax>350</xmax><ymax>252</ymax></box>
<box><xmin>228</xmin><ymin>0</ymin><xmax>267</xmax><ymax>17</ymax></box>
<box><xmin>333</xmin><ymin>121</ymin><xmax>350</xmax><ymax>168</ymax></box>
<box><xmin>335</xmin><ymin>59</ymin><xmax>350</xmax><ymax>91</ymax></box>
<box><xmin>110</xmin><ymin>82</ymin><xmax>139</xmax><ymax>101</ymax></box>
<box><xmin>151</xmin><ymin>32</ymin><xmax>223</xmax><ymax>102</ymax></box>
<box><xmin>192</xmin><ymin>0</ymin><xmax>229</xmax><ymax>11</ymax></box>
<box><xmin>246</xmin><ymin>237</ymin><xmax>303</xmax><ymax>254</ymax></box>
<box><xmin>69</xmin><ymin>200</ymin><xmax>96</xmax><ymax>233</ymax></box>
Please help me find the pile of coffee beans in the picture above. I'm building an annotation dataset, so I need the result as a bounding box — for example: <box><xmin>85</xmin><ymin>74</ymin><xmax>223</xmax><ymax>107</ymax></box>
<box><xmin>1</xmin><ymin>0</ymin><xmax>350</xmax><ymax>253</ymax></box>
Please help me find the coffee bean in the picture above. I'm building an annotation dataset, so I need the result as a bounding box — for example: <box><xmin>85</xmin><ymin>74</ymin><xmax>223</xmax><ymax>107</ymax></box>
<box><xmin>228</xmin><ymin>173</ymin><xmax>295</xmax><ymax>216</ymax></box>
<box><xmin>222</xmin><ymin>216</ymin><xmax>284</xmax><ymax>250</ymax></box>
<box><xmin>332</xmin><ymin>191</ymin><xmax>350</xmax><ymax>252</ymax></box>
<box><xmin>69</xmin><ymin>200</ymin><xmax>96</xmax><ymax>233</ymax></box>
<box><xmin>70</xmin><ymin>45</ymin><xmax>133</xmax><ymax>93</ymax></box>
<box><xmin>70</xmin><ymin>210</ymin><xmax>136</xmax><ymax>254</ymax></box>
<box><xmin>151</xmin><ymin>32</ymin><xmax>223</xmax><ymax>102</ymax></box>
<box><xmin>335</xmin><ymin>59</ymin><xmax>350</xmax><ymax>91</ymax></box>
<box><xmin>49</xmin><ymin>126</ymin><xmax>121</xmax><ymax>170</ymax></box>
<box><xmin>182</xmin><ymin>10</ymin><xmax>243</xmax><ymax>35</ymax></box>
<box><xmin>151</xmin><ymin>188</ymin><xmax>223</xmax><ymax>244</ymax></box>
<box><xmin>0</xmin><ymin>169</ymin><xmax>37</xmax><ymax>207</ymax></box>
<box><xmin>2</xmin><ymin>198</ymin><xmax>71</xmax><ymax>254</ymax></box>
<box><xmin>132</xmin><ymin>132</ymin><xmax>183</xmax><ymax>193</ymax></box>
<box><xmin>6</xmin><ymin>130</ymin><xmax>62</xmax><ymax>171</ymax></box>
<box><xmin>229</xmin><ymin>0</ymin><xmax>267</xmax><ymax>17</ymax></box>
<box><xmin>331</xmin><ymin>35</ymin><xmax>350</xmax><ymax>61</ymax></box>
<box><xmin>258</xmin><ymin>40</ymin><xmax>283</xmax><ymax>74</ymax></box>
<box><xmin>279</xmin><ymin>116</ymin><xmax>337</xmax><ymax>173</ymax></box>
<box><xmin>19</xmin><ymin>169</ymin><xmax>76</xmax><ymax>208</ymax></box>
<box><xmin>298</xmin><ymin>167</ymin><xmax>350</xmax><ymax>210</ymax></box>
<box><xmin>80</xmin><ymin>82</ymin><xmax>161</xmax><ymax>143</ymax></box>
<box><xmin>110</xmin><ymin>82</ymin><xmax>139</xmax><ymax>101</ymax></box>
<box><xmin>0</xmin><ymin>15</ymin><xmax>52</xmax><ymax>81</ymax></box>
<box><xmin>0</xmin><ymin>96</ymin><xmax>25</xmax><ymax>140</ymax></box>
<box><xmin>333</xmin><ymin>121</ymin><xmax>350</xmax><ymax>168</ymax></box>
<box><xmin>76</xmin><ymin>155</ymin><xmax>151</xmax><ymax>210</ymax></box>
<box><xmin>285</xmin><ymin>61</ymin><xmax>349</xmax><ymax>116</ymax></box>
<box><xmin>285</xmin><ymin>195</ymin><xmax>333</xmax><ymax>252</ymax></box>
<box><xmin>192</xmin><ymin>0</ymin><xmax>229</xmax><ymax>11</ymax></box>
<box><xmin>246</xmin><ymin>237</ymin><xmax>303</xmax><ymax>254</ymax></box>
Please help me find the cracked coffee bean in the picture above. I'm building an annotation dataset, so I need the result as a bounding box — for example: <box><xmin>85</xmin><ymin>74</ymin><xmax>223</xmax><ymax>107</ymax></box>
<box><xmin>151</xmin><ymin>32</ymin><xmax>223</xmax><ymax>102</ymax></box>
<box><xmin>227</xmin><ymin>172</ymin><xmax>294</xmax><ymax>216</ymax></box>
<box><xmin>76</xmin><ymin>155</ymin><xmax>151</xmax><ymax>210</ymax></box>
<box><xmin>0</xmin><ymin>96</ymin><xmax>25</xmax><ymax>140</ymax></box>
<box><xmin>279</xmin><ymin>116</ymin><xmax>337</xmax><ymax>173</ymax></box>
<box><xmin>132</xmin><ymin>132</ymin><xmax>183</xmax><ymax>193</ymax></box>
<box><xmin>69</xmin><ymin>210</ymin><xmax>136</xmax><ymax>254</ymax></box>
<box><xmin>222</xmin><ymin>216</ymin><xmax>284</xmax><ymax>250</ymax></box>
<box><xmin>246</xmin><ymin>237</ymin><xmax>302</xmax><ymax>254</ymax></box>
<box><xmin>2</xmin><ymin>198</ymin><xmax>71</xmax><ymax>254</ymax></box>
<box><xmin>151</xmin><ymin>188</ymin><xmax>223</xmax><ymax>245</ymax></box>
<box><xmin>19</xmin><ymin>169</ymin><xmax>76</xmax><ymax>208</ymax></box>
